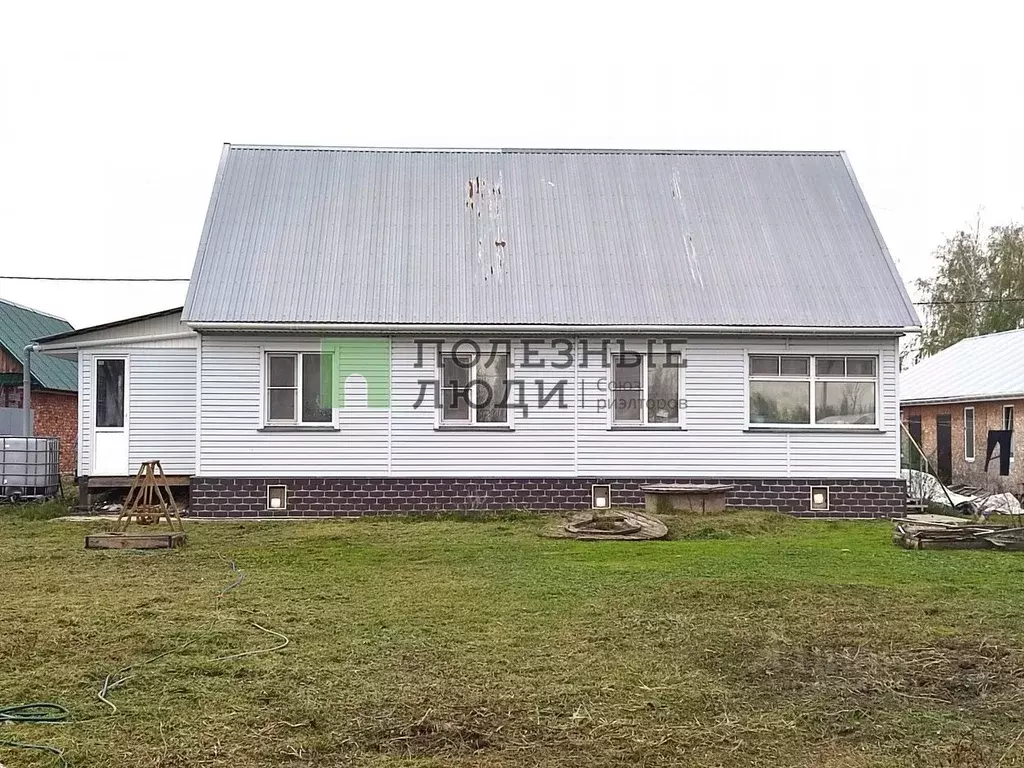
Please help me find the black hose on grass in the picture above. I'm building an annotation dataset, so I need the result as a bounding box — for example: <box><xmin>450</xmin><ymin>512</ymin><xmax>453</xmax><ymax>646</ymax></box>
<box><xmin>0</xmin><ymin>703</ymin><xmax>70</xmax><ymax>724</ymax></box>
<box><xmin>0</xmin><ymin>704</ymin><xmax>71</xmax><ymax>767</ymax></box>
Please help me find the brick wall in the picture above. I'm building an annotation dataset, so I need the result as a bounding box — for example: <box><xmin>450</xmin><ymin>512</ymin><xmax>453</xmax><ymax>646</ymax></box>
<box><xmin>902</xmin><ymin>400</ymin><xmax>1024</xmax><ymax>493</ymax></box>
<box><xmin>189</xmin><ymin>476</ymin><xmax>906</xmax><ymax>519</ymax></box>
<box><xmin>0</xmin><ymin>383</ymin><xmax>78</xmax><ymax>474</ymax></box>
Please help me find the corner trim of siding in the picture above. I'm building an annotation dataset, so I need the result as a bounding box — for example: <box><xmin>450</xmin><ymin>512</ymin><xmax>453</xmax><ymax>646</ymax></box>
<box><xmin>195</xmin><ymin>333</ymin><xmax>203</xmax><ymax>475</ymax></box>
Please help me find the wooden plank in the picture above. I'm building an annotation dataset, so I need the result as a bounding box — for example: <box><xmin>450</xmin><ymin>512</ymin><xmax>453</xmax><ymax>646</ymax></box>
<box><xmin>641</xmin><ymin>483</ymin><xmax>734</xmax><ymax>494</ymax></box>
<box><xmin>85</xmin><ymin>532</ymin><xmax>187</xmax><ymax>550</ymax></box>
<box><xmin>87</xmin><ymin>475</ymin><xmax>191</xmax><ymax>488</ymax></box>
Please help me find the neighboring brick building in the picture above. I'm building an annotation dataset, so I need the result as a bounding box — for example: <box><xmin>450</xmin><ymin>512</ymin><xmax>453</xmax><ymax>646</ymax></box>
<box><xmin>0</xmin><ymin>299</ymin><xmax>78</xmax><ymax>473</ymax></box>
<box><xmin>901</xmin><ymin>329</ymin><xmax>1024</xmax><ymax>493</ymax></box>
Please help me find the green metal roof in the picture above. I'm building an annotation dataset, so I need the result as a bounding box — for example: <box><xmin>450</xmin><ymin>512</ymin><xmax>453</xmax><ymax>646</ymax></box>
<box><xmin>0</xmin><ymin>299</ymin><xmax>77</xmax><ymax>392</ymax></box>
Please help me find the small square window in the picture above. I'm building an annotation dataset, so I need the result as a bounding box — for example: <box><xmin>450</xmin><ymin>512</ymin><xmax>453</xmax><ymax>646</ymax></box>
<box><xmin>267</xmin><ymin>485</ymin><xmax>288</xmax><ymax>511</ymax></box>
<box><xmin>846</xmin><ymin>357</ymin><xmax>876</xmax><ymax>377</ymax></box>
<box><xmin>749</xmin><ymin>355</ymin><xmax>780</xmax><ymax>376</ymax></box>
<box><xmin>815</xmin><ymin>357</ymin><xmax>846</xmax><ymax>377</ymax></box>
<box><xmin>810</xmin><ymin>486</ymin><xmax>829</xmax><ymax>511</ymax></box>
<box><xmin>780</xmin><ymin>356</ymin><xmax>810</xmax><ymax>376</ymax></box>
<box><xmin>592</xmin><ymin>484</ymin><xmax>611</xmax><ymax>509</ymax></box>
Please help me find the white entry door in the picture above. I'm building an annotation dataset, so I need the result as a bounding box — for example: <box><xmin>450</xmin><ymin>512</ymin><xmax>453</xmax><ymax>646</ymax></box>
<box><xmin>92</xmin><ymin>357</ymin><xmax>129</xmax><ymax>475</ymax></box>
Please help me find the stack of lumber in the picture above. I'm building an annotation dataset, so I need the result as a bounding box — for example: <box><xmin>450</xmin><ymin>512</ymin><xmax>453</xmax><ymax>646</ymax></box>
<box><xmin>894</xmin><ymin>514</ymin><xmax>1024</xmax><ymax>551</ymax></box>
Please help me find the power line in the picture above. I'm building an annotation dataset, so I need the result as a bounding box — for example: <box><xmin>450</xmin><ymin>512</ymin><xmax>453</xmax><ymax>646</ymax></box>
<box><xmin>0</xmin><ymin>275</ymin><xmax>189</xmax><ymax>283</ymax></box>
<box><xmin>0</xmin><ymin>274</ymin><xmax>1022</xmax><ymax>307</ymax></box>
<box><xmin>913</xmin><ymin>298</ymin><xmax>1024</xmax><ymax>306</ymax></box>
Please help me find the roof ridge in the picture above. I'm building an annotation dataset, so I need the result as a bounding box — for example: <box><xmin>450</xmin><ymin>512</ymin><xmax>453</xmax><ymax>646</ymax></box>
<box><xmin>962</xmin><ymin>326</ymin><xmax>1024</xmax><ymax>341</ymax></box>
<box><xmin>0</xmin><ymin>297</ymin><xmax>71</xmax><ymax>326</ymax></box>
<box><xmin>227</xmin><ymin>143</ymin><xmax>844</xmax><ymax>156</ymax></box>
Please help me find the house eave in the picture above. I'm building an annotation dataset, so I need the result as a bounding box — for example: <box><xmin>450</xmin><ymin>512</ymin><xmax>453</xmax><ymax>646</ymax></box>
<box><xmin>186</xmin><ymin>321</ymin><xmax>920</xmax><ymax>337</ymax></box>
<box><xmin>901</xmin><ymin>393</ymin><xmax>1024</xmax><ymax>407</ymax></box>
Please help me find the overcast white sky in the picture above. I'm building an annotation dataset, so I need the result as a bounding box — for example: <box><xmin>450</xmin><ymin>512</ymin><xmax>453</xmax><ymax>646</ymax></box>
<box><xmin>1</xmin><ymin>0</ymin><xmax>1022</xmax><ymax>329</ymax></box>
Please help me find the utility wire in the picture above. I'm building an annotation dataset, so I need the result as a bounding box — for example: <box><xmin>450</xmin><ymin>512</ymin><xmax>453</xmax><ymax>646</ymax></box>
<box><xmin>4</xmin><ymin>274</ymin><xmax>1024</xmax><ymax>308</ymax></box>
<box><xmin>914</xmin><ymin>298</ymin><xmax>1024</xmax><ymax>306</ymax></box>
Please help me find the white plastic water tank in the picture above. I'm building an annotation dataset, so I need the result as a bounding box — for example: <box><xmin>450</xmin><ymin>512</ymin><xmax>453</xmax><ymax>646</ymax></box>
<box><xmin>1</xmin><ymin>437</ymin><xmax>59</xmax><ymax>497</ymax></box>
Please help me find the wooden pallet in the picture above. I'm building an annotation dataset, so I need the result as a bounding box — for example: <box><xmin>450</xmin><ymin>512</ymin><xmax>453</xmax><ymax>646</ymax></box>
<box><xmin>86</xmin><ymin>531</ymin><xmax>187</xmax><ymax>550</ymax></box>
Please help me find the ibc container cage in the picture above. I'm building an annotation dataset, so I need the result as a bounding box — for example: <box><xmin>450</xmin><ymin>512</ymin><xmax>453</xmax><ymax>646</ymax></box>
<box><xmin>1</xmin><ymin>437</ymin><xmax>60</xmax><ymax>501</ymax></box>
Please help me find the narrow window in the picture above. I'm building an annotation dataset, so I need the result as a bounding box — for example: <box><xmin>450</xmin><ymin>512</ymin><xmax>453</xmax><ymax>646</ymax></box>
<box><xmin>441</xmin><ymin>354</ymin><xmax>472</xmax><ymax>423</ymax></box>
<box><xmin>611</xmin><ymin>354</ymin><xmax>643</xmax><ymax>424</ymax></box>
<box><xmin>647</xmin><ymin>353</ymin><xmax>681</xmax><ymax>424</ymax></box>
<box><xmin>1004</xmin><ymin>405</ymin><xmax>1015</xmax><ymax>459</ymax></box>
<box><xmin>476</xmin><ymin>353</ymin><xmax>510</xmax><ymax>423</ymax></box>
<box><xmin>300</xmin><ymin>353</ymin><xmax>332</xmax><ymax>423</ymax></box>
<box><xmin>907</xmin><ymin>414</ymin><xmax>923</xmax><ymax>449</ymax></box>
<box><xmin>266</xmin><ymin>353</ymin><xmax>298</xmax><ymax>422</ymax></box>
<box><xmin>964</xmin><ymin>407</ymin><xmax>975</xmax><ymax>461</ymax></box>
<box><xmin>95</xmin><ymin>358</ymin><xmax>125</xmax><ymax>428</ymax></box>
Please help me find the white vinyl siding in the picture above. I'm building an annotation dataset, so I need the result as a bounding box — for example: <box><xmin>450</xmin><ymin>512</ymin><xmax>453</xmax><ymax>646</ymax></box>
<box><xmin>200</xmin><ymin>336</ymin><xmax>389</xmax><ymax>475</ymax></box>
<box><xmin>196</xmin><ymin>334</ymin><xmax>900</xmax><ymax>479</ymax></box>
<box><xmin>389</xmin><ymin>340</ymin><xmax>574</xmax><ymax>475</ymax></box>
<box><xmin>79</xmin><ymin>347</ymin><xmax>197</xmax><ymax>475</ymax></box>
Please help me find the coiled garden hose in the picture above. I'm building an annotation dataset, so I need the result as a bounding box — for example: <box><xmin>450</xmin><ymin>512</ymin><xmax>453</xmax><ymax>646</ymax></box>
<box><xmin>0</xmin><ymin>703</ymin><xmax>71</xmax><ymax>766</ymax></box>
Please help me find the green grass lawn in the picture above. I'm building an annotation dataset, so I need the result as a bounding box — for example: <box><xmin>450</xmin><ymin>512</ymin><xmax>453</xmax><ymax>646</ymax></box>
<box><xmin>3</xmin><ymin>506</ymin><xmax>1024</xmax><ymax>767</ymax></box>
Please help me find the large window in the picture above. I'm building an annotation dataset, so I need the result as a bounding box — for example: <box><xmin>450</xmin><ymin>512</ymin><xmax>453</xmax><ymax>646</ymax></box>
<box><xmin>748</xmin><ymin>354</ymin><xmax>877</xmax><ymax>427</ymax></box>
<box><xmin>440</xmin><ymin>352</ymin><xmax>510</xmax><ymax>426</ymax></box>
<box><xmin>964</xmin><ymin>407</ymin><xmax>975</xmax><ymax>461</ymax></box>
<box><xmin>265</xmin><ymin>352</ymin><xmax>333</xmax><ymax>425</ymax></box>
<box><xmin>610</xmin><ymin>353</ymin><xmax>682</xmax><ymax>426</ymax></box>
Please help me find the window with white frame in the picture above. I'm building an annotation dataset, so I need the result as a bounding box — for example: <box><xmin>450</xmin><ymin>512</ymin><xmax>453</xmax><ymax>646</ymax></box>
<box><xmin>610</xmin><ymin>352</ymin><xmax>682</xmax><ymax>426</ymax></box>
<box><xmin>265</xmin><ymin>352</ymin><xmax>333</xmax><ymax>425</ymax></box>
<box><xmin>439</xmin><ymin>352</ymin><xmax>511</xmax><ymax>425</ymax></box>
<box><xmin>964</xmin><ymin>407</ymin><xmax>975</xmax><ymax>461</ymax></box>
<box><xmin>748</xmin><ymin>354</ymin><xmax>877</xmax><ymax>427</ymax></box>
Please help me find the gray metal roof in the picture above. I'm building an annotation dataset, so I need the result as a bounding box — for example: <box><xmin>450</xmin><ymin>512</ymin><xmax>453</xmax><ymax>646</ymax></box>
<box><xmin>182</xmin><ymin>146</ymin><xmax>919</xmax><ymax>329</ymax></box>
<box><xmin>901</xmin><ymin>329</ymin><xmax>1024</xmax><ymax>404</ymax></box>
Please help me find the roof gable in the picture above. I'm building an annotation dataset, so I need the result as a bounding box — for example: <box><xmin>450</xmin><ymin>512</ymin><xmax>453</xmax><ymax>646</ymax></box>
<box><xmin>0</xmin><ymin>299</ymin><xmax>77</xmax><ymax>391</ymax></box>
<box><xmin>183</xmin><ymin>146</ymin><xmax>919</xmax><ymax>330</ymax></box>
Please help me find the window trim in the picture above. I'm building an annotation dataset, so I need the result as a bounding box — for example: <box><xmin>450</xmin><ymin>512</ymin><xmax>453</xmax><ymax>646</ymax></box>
<box><xmin>964</xmin><ymin>406</ymin><xmax>975</xmax><ymax>462</ymax></box>
<box><xmin>261</xmin><ymin>350</ymin><xmax>336</xmax><ymax>427</ymax></box>
<box><xmin>745</xmin><ymin>352</ymin><xmax>880</xmax><ymax>430</ymax></box>
<box><xmin>436</xmin><ymin>351</ymin><xmax>514</xmax><ymax>429</ymax></box>
<box><xmin>607</xmin><ymin>351</ymin><xmax>684</xmax><ymax>429</ymax></box>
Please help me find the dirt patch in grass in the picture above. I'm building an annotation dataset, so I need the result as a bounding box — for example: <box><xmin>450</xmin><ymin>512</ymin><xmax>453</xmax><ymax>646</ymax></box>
<box><xmin>752</xmin><ymin>637</ymin><xmax>1024</xmax><ymax>705</ymax></box>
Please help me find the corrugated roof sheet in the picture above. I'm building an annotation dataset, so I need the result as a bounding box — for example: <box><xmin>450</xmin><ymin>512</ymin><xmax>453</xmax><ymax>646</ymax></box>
<box><xmin>182</xmin><ymin>146</ymin><xmax>919</xmax><ymax>329</ymax></box>
<box><xmin>901</xmin><ymin>329</ymin><xmax>1024</xmax><ymax>403</ymax></box>
<box><xmin>0</xmin><ymin>299</ymin><xmax>77</xmax><ymax>391</ymax></box>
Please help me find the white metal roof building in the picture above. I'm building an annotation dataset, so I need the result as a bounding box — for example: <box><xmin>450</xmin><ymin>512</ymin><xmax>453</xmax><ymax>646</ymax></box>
<box><xmin>38</xmin><ymin>144</ymin><xmax>918</xmax><ymax>519</ymax></box>
<box><xmin>901</xmin><ymin>329</ymin><xmax>1024</xmax><ymax>405</ymax></box>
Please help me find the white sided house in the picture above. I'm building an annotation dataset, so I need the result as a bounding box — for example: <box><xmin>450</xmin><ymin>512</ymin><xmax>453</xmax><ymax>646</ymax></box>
<box><xmin>38</xmin><ymin>146</ymin><xmax>920</xmax><ymax>517</ymax></box>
